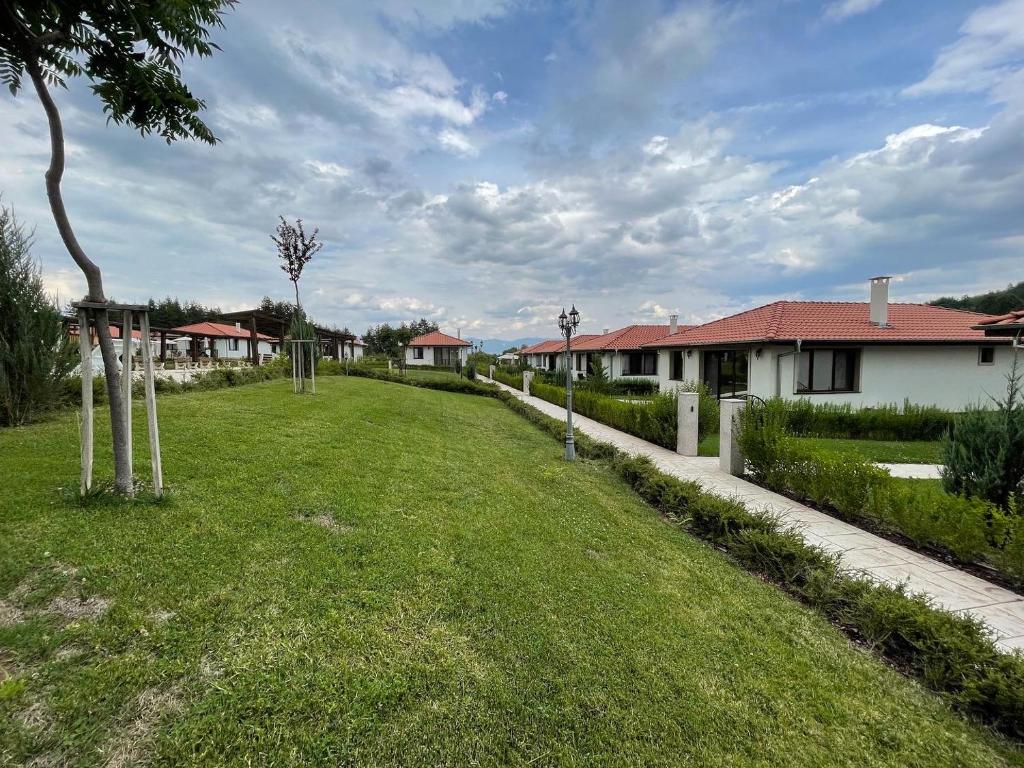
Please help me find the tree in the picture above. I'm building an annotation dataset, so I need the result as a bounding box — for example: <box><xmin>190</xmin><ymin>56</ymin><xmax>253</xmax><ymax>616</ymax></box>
<box><xmin>0</xmin><ymin>203</ymin><xmax>77</xmax><ymax>426</ymax></box>
<box><xmin>363</xmin><ymin>319</ymin><xmax>439</xmax><ymax>358</ymax></box>
<box><xmin>1</xmin><ymin>0</ymin><xmax>234</xmax><ymax>492</ymax></box>
<box><xmin>271</xmin><ymin>217</ymin><xmax>322</xmax><ymax>388</ymax></box>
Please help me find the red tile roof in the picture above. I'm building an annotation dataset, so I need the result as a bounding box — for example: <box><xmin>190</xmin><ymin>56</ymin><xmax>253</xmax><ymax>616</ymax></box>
<box><xmin>973</xmin><ymin>309</ymin><xmax>1024</xmax><ymax>334</ymax></box>
<box><xmin>408</xmin><ymin>330</ymin><xmax>471</xmax><ymax>347</ymax></box>
<box><xmin>521</xmin><ymin>339</ymin><xmax>565</xmax><ymax>354</ymax></box>
<box><xmin>574</xmin><ymin>324</ymin><xmax>679</xmax><ymax>351</ymax></box>
<box><xmin>644</xmin><ymin>302</ymin><xmax>1006</xmax><ymax>348</ymax></box>
<box><xmin>172</xmin><ymin>321</ymin><xmax>275</xmax><ymax>341</ymax></box>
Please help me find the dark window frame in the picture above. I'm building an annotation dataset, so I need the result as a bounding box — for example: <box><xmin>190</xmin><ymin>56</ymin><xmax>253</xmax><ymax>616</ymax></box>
<box><xmin>413</xmin><ymin>347</ymin><xmax>424</xmax><ymax>360</ymax></box>
<box><xmin>979</xmin><ymin>346</ymin><xmax>996</xmax><ymax>365</ymax></box>
<box><xmin>669</xmin><ymin>350</ymin><xmax>683</xmax><ymax>381</ymax></box>
<box><xmin>795</xmin><ymin>348</ymin><xmax>858</xmax><ymax>394</ymax></box>
<box><xmin>622</xmin><ymin>351</ymin><xmax>658</xmax><ymax>376</ymax></box>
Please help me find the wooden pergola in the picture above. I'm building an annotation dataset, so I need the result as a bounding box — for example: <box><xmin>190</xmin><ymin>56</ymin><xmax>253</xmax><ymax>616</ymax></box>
<box><xmin>217</xmin><ymin>309</ymin><xmax>357</xmax><ymax>365</ymax></box>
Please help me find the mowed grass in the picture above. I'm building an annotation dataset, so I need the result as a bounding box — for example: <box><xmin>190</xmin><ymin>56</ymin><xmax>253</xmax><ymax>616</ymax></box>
<box><xmin>0</xmin><ymin>378</ymin><xmax>1019</xmax><ymax>767</ymax></box>
<box><xmin>697</xmin><ymin>433</ymin><xmax>941</xmax><ymax>464</ymax></box>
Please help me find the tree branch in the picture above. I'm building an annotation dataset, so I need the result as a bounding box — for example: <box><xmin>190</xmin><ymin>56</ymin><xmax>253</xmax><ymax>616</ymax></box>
<box><xmin>26</xmin><ymin>57</ymin><xmax>105</xmax><ymax>301</ymax></box>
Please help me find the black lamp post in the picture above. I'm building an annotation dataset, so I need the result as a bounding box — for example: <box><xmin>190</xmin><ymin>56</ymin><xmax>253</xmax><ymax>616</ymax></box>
<box><xmin>558</xmin><ymin>305</ymin><xmax>581</xmax><ymax>461</ymax></box>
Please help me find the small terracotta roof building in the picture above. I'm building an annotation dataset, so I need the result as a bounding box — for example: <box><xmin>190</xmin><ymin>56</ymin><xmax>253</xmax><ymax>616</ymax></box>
<box><xmin>407</xmin><ymin>330</ymin><xmax>472</xmax><ymax>347</ymax></box>
<box><xmin>972</xmin><ymin>309</ymin><xmax>1024</xmax><ymax>337</ymax></box>
<box><xmin>406</xmin><ymin>330</ymin><xmax>471</xmax><ymax>367</ymax></box>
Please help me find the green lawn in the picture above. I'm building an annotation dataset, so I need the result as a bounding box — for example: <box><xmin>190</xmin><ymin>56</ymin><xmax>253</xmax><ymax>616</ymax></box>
<box><xmin>0</xmin><ymin>377</ymin><xmax>1018</xmax><ymax>766</ymax></box>
<box><xmin>697</xmin><ymin>434</ymin><xmax>941</xmax><ymax>463</ymax></box>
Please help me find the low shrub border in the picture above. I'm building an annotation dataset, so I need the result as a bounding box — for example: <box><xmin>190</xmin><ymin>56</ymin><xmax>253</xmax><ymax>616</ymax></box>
<box><xmin>485</xmin><ymin>386</ymin><xmax>1024</xmax><ymax>739</ymax></box>
<box><xmin>491</xmin><ymin>368</ymin><xmax>523</xmax><ymax>390</ymax></box>
<box><xmin>737</xmin><ymin>401</ymin><xmax>1024</xmax><ymax>589</ymax></box>
<box><xmin>775</xmin><ymin>398</ymin><xmax>954</xmax><ymax>441</ymax></box>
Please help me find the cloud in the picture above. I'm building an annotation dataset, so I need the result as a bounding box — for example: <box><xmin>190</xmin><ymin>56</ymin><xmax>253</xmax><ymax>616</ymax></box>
<box><xmin>823</xmin><ymin>0</ymin><xmax>887</xmax><ymax>23</ymax></box>
<box><xmin>905</xmin><ymin>0</ymin><xmax>1024</xmax><ymax>97</ymax></box>
<box><xmin>437</xmin><ymin>128</ymin><xmax>479</xmax><ymax>157</ymax></box>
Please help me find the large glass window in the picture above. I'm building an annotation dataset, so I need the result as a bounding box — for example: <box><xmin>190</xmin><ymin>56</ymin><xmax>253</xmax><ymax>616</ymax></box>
<box><xmin>702</xmin><ymin>350</ymin><xmax>749</xmax><ymax>398</ymax></box>
<box><xmin>795</xmin><ymin>349</ymin><xmax>857</xmax><ymax>393</ymax></box>
<box><xmin>622</xmin><ymin>352</ymin><xmax>657</xmax><ymax>376</ymax></box>
<box><xmin>670</xmin><ymin>350</ymin><xmax>683</xmax><ymax>381</ymax></box>
<box><xmin>413</xmin><ymin>347</ymin><xmax>424</xmax><ymax>360</ymax></box>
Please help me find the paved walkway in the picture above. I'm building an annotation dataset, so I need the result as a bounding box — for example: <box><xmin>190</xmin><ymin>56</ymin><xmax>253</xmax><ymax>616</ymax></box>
<box><xmin>482</xmin><ymin>376</ymin><xmax>1024</xmax><ymax>651</ymax></box>
<box><xmin>879</xmin><ymin>462</ymin><xmax>943</xmax><ymax>479</ymax></box>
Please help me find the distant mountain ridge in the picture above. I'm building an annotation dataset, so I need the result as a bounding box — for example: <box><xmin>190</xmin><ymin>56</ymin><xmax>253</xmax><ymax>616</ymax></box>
<box><xmin>469</xmin><ymin>337</ymin><xmax>546</xmax><ymax>355</ymax></box>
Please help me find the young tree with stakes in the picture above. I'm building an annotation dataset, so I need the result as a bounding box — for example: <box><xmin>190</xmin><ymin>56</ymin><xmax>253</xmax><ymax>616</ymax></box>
<box><xmin>0</xmin><ymin>0</ymin><xmax>234</xmax><ymax>493</ymax></box>
<box><xmin>272</xmin><ymin>217</ymin><xmax>322</xmax><ymax>392</ymax></box>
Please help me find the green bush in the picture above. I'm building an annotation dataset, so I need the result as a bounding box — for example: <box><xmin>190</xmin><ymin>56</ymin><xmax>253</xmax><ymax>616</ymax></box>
<box><xmin>492</xmin><ymin>369</ymin><xmax>523</xmax><ymax>390</ymax></box>
<box><xmin>606</xmin><ymin>377</ymin><xmax>657</xmax><ymax>396</ymax></box>
<box><xmin>737</xmin><ymin>400</ymin><xmax>1024</xmax><ymax>586</ymax></box>
<box><xmin>0</xmin><ymin>204</ymin><xmax>77</xmax><ymax>426</ymax></box>
<box><xmin>774</xmin><ymin>397</ymin><xmax>955</xmax><ymax>441</ymax></box>
<box><xmin>942</xmin><ymin>360</ymin><xmax>1024</xmax><ymax>511</ymax></box>
<box><xmin>490</xmin><ymin>403</ymin><xmax>1024</xmax><ymax>738</ymax></box>
<box><xmin>465</xmin><ymin>363</ymin><xmax>476</xmax><ymax>381</ymax></box>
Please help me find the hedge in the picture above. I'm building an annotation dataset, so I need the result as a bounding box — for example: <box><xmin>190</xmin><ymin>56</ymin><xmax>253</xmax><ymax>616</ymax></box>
<box><xmin>488</xmin><ymin>389</ymin><xmax>1024</xmax><ymax>739</ymax></box>
<box><xmin>737</xmin><ymin>400</ymin><xmax>1024</xmax><ymax>587</ymax></box>
<box><xmin>491</xmin><ymin>368</ymin><xmax>523</xmax><ymax>391</ymax></box>
<box><xmin>774</xmin><ymin>398</ymin><xmax>955</xmax><ymax>441</ymax></box>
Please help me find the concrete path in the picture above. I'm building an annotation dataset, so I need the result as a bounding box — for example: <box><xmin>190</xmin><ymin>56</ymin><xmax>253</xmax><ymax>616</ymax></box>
<box><xmin>482</xmin><ymin>377</ymin><xmax>1024</xmax><ymax>652</ymax></box>
<box><xmin>878</xmin><ymin>462</ymin><xmax>943</xmax><ymax>480</ymax></box>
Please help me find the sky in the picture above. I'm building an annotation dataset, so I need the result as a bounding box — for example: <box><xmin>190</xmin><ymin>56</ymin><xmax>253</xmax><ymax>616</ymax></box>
<box><xmin>2</xmin><ymin>0</ymin><xmax>1024</xmax><ymax>341</ymax></box>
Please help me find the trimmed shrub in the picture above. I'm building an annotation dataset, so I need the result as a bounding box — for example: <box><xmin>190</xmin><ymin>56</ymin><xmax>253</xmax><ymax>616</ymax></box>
<box><xmin>492</xmin><ymin>369</ymin><xmax>523</xmax><ymax>390</ymax></box>
<box><xmin>465</xmin><ymin>363</ymin><xmax>476</xmax><ymax>381</ymax></box>
<box><xmin>606</xmin><ymin>377</ymin><xmax>658</xmax><ymax>396</ymax></box>
<box><xmin>737</xmin><ymin>399</ymin><xmax>1024</xmax><ymax>587</ymax></box>
<box><xmin>531</xmin><ymin>381</ymin><xmax>678</xmax><ymax>449</ymax></box>
<box><xmin>774</xmin><ymin>397</ymin><xmax>954</xmax><ymax>441</ymax></box>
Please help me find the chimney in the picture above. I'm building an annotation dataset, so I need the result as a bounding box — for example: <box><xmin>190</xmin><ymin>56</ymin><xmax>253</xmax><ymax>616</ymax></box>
<box><xmin>869</xmin><ymin>276</ymin><xmax>891</xmax><ymax>327</ymax></box>
<box><xmin>669</xmin><ymin>314</ymin><xmax>678</xmax><ymax>335</ymax></box>
<box><xmin>603</xmin><ymin>328</ymin><xmax>610</xmax><ymax>335</ymax></box>
<box><xmin>456</xmin><ymin>328</ymin><xmax>461</xmax><ymax>339</ymax></box>
<box><xmin>235</xmin><ymin>322</ymin><xmax>241</xmax><ymax>331</ymax></box>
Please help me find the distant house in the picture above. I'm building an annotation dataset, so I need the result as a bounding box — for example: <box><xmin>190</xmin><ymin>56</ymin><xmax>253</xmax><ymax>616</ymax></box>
<box><xmin>497</xmin><ymin>351</ymin><xmax>520</xmax><ymax>366</ymax></box>
<box><xmin>405</xmin><ymin>330</ymin><xmax>471</xmax><ymax>367</ymax></box>
<box><xmin>519</xmin><ymin>339</ymin><xmax>566</xmax><ymax>371</ymax></box>
<box><xmin>571</xmin><ymin>321</ymin><xmax>682</xmax><ymax>381</ymax></box>
<box><xmin>346</xmin><ymin>338</ymin><xmax>366</xmax><ymax>361</ymax></box>
<box><xmin>642</xmin><ymin>277</ymin><xmax>1019</xmax><ymax>409</ymax></box>
<box><xmin>172</xmin><ymin>321</ymin><xmax>277</xmax><ymax>361</ymax></box>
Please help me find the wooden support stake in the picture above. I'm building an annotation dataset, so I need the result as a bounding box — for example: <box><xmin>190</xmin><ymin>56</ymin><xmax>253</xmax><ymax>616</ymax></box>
<box><xmin>310</xmin><ymin>340</ymin><xmax>316</xmax><ymax>394</ymax></box>
<box><xmin>139</xmin><ymin>313</ymin><xmax>163</xmax><ymax>497</ymax></box>
<box><xmin>78</xmin><ymin>308</ymin><xmax>94</xmax><ymax>496</ymax></box>
<box><xmin>121</xmin><ymin>309</ymin><xmax>133</xmax><ymax>489</ymax></box>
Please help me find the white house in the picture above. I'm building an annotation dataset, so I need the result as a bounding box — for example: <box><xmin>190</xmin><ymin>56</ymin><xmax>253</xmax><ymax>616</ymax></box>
<box><xmin>172</xmin><ymin>321</ymin><xmax>277</xmax><ymax>361</ymax></box>
<box><xmin>643</xmin><ymin>277</ymin><xmax>1019</xmax><ymax>410</ymax></box>
<box><xmin>569</xmin><ymin>322</ymin><xmax>680</xmax><ymax>381</ymax></box>
<box><xmin>405</xmin><ymin>330</ymin><xmax>471</xmax><ymax>367</ymax></box>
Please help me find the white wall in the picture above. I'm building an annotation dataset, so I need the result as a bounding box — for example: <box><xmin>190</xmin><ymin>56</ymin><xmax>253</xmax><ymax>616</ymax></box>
<box><xmin>654</xmin><ymin>343</ymin><xmax>1018</xmax><ymax>409</ymax></box>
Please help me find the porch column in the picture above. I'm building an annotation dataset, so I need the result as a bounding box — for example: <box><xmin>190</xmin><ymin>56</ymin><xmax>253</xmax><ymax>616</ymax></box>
<box><xmin>719</xmin><ymin>398</ymin><xmax>746</xmax><ymax>476</ymax></box>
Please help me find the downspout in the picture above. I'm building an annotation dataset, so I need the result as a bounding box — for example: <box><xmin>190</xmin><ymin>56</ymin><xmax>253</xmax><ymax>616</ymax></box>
<box><xmin>774</xmin><ymin>339</ymin><xmax>801</xmax><ymax>397</ymax></box>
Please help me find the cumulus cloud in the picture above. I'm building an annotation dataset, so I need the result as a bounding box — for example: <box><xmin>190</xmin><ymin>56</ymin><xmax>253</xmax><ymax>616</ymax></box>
<box><xmin>905</xmin><ymin>0</ymin><xmax>1024</xmax><ymax>97</ymax></box>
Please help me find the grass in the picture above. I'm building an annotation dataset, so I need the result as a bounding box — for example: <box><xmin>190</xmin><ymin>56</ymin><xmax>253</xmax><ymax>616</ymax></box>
<box><xmin>696</xmin><ymin>434</ymin><xmax>941</xmax><ymax>463</ymax></box>
<box><xmin>0</xmin><ymin>377</ymin><xmax>1020</xmax><ymax>766</ymax></box>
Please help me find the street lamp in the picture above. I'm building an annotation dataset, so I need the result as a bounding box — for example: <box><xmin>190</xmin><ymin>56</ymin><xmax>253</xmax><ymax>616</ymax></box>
<box><xmin>558</xmin><ymin>305</ymin><xmax>581</xmax><ymax>461</ymax></box>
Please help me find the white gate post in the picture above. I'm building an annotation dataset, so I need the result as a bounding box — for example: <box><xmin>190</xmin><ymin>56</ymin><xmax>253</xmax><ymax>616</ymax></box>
<box><xmin>719</xmin><ymin>398</ymin><xmax>746</xmax><ymax>476</ymax></box>
<box><xmin>523</xmin><ymin>371</ymin><xmax>534</xmax><ymax>395</ymax></box>
<box><xmin>677</xmin><ymin>392</ymin><xmax>699</xmax><ymax>456</ymax></box>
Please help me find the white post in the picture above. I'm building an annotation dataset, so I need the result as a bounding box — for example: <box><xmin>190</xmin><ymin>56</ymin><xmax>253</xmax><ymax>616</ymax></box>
<box><xmin>388</xmin><ymin>359</ymin><xmax>393</xmax><ymax>371</ymax></box>
<box><xmin>719</xmin><ymin>398</ymin><xmax>746</xmax><ymax>476</ymax></box>
<box><xmin>488</xmin><ymin>365</ymin><xmax>495</xmax><ymax>379</ymax></box>
<box><xmin>677</xmin><ymin>391</ymin><xmax>699</xmax><ymax>456</ymax></box>
<box><xmin>77</xmin><ymin>308</ymin><xmax>93</xmax><ymax>496</ymax></box>
<box><xmin>121</xmin><ymin>309</ymin><xmax>133</xmax><ymax>490</ymax></box>
<box><xmin>523</xmin><ymin>370</ymin><xmax>534</xmax><ymax>395</ymax></box>
<box><xmin>139</xmin><ymin>313</ymin><xmax>163</xmax><ymax>497</ymax></box>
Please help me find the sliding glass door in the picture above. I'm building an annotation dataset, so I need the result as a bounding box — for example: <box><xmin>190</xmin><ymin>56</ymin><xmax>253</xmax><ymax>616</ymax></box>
<box><xmin>702</xmin><ymin>350</ymin><xmax>749</xmax><ymax>398</ymax></box>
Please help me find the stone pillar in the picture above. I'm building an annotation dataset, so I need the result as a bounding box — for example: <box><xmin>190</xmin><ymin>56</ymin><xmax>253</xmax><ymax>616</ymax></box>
<box><xmin>719</xmin><ymin>398</ymin><xmax>746</xmax><ymax>476</ymax></box>
<box><xmin>677</xmin><ymin>391</ymin><xmax>699</xmax><ymax>456</ymax></box>
<box><xmin>523</xmin><ymin>371</ymin><xmax>534</xmax><ymax>395</ymax></box>
<box><xmin>388</xmin><ymin>359</ymin><xmax>393</xmax><ymax>371</ymax></box>
<box><xmin>488</xmin><ymin>365</ymin><xmax>495</xmax><ymax>379</ymax></box>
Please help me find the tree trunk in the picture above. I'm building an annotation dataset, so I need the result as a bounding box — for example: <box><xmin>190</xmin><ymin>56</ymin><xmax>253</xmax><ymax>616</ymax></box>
<box><xmin>293</xmin><ymin>280</ymin><xmax>305</xmax><ymax>389</ymax></box>
<box><xmin>28</xmin><ymin>60</ymin><xmax>132</xmax><ymax>493</ymax></box>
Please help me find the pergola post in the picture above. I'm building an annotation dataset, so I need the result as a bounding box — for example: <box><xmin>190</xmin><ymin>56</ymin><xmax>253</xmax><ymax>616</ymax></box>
<box><xmin>159</xmin><ymin>330</ymin><xmax>167</xmax><ymax>363</ymax></box>
<box><xmin>190</xmin><ymin>334</ymin><xmax>199</xmax><ymax>363</ymax></box>
<box><xmin>77</xmin><ymin>308</ymin><xmax>94</xmax><ymax>495</ymax></box>
<box><xmin>249</xmin><ymin>314</ymin><xmax>259</xmax><ymax>365</ymax></box>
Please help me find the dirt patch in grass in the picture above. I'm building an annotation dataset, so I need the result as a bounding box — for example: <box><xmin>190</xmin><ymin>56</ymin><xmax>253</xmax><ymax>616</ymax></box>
<box><xmin>294</xmin><ymin>509</ymin><xmax>352</xmax><ymax>533</ymax></box>
<box><xmin>148</xmin><ymin>610</ymin><xmax>176</xmax><ymax>624</ymax></box>
<box><xmin>0</xmin><ymin>599</ymin><xmax>25</xmax><ymax>627</ymax></box>
<box><xmin>17</xmin><ymin>701</ymin><xmax>52</xmax><ymax>733</ymax></box>
<box><xmin>100</xmin><ymin>686</ymin><xmax>184</xmax><ymax>768</ymax></box>
<box><xmin>47</xmin><ymin>596</ymin><xmax>110</xmax><ymax>623</ymax></box>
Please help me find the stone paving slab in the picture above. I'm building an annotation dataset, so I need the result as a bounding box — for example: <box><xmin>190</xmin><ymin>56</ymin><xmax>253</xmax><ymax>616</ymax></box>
<box><xmin>481</xmin><ymin>376</ymin><xmax>1024</xmax><ymax>652</ymax></box>
<box><xmin>877</xmin><ymin>462</ymin><xmax>943</xmax><ymax>479</ymax></box>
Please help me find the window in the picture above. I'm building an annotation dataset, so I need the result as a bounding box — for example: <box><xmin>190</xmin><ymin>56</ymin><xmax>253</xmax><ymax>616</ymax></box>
<box><xmin>229</xmin><ymin>338</ymin><xmax>239</xmax><ymax>352</ymax></box>
<box><xmin>670</xmin><ymin>350</ymin><xmax>683</xmax><ymax>381</ymax></box>
<box><xmin>702</xmin><ymin>350</ymin><xmax>748</xmax><ymax>398</ymax></box>
<box><xmin>979</xmin><ymin>346</ymin><xmax>995</xmax><ymax>365</ymax></box>
<box><xmin>796</xmin><ymin>349</ymin><xmax>857</xmax><ymax>393</ymax></box>
<box><xmin>413</xmin><ymin>347</ymin><xmax>424</xmax><ymax>360</ymax></box>
<box><xmin>622</xmin><ymin>352</ymin><xmax>657</xmax><ymax>376</ymax></box>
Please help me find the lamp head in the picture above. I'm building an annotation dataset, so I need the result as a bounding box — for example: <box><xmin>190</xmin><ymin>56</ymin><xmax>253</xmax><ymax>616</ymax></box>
<box><xmin>558</xmin><ymin>308</ymin><xmax>568</xmax><ymax>331</ymax></box>
<box><xmin>569</xmin><ymin>305</ymin><xmax>580</xmax><ymax>329</ymax></box>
